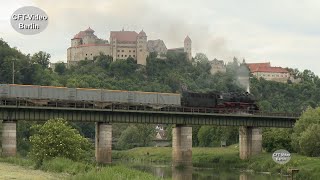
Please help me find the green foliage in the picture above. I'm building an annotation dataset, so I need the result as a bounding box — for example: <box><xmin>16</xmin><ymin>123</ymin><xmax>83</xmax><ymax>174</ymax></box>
<box><xmin>292</xmin><ymin>107</ymin><xmax>320</xmax><ymax>155</ymax></box>
<box><xmin>71</xmin><ymin>165</ymin><xmax>162</xmax><ymax>180</ymax></box>
<box><xmin>41</xmin><ymin>157</ymin><xmax>92</xmax><ymax>175</ymax></box>
<box><xmin>116</xmin><ymin>124</ymin><xmax>155</xmax><ymax>150</ymax></box>
<box><xmin>31</xmin><ymin>51</ymin><xmax>51</xmax><ymax>69</ymax></box>
<box><xmin>0</xmin><ymin>156</ymin><xmax>34</xmax><ymax>167</ymax></box>
<box><xmin>197</xmin><ymin>126</ymin><xmax>238</xmax><ymax>147</ymax></box>
<box><xmin>262</xmin><ymin>128</ymin><xmax>293</xmax><ymax>153</ymax></box>
<box><xmin>54</xmin><ymin>62</ymin><xmax>67</xmax><ymax>75</ymax></box>
<box><xmin>29</xmin><ymin>118</ymin><xmax>92</xmax><ymax>165</ymax></box>
<box><xmin>246</xmin><ymin>153</ymin><xmax>320</xmax><ymax>180</ymax></box>
<box><xmin>113</xmin><ymin>146</ymin><xmax>240</xmax><ymax>167</ymax></box>
<box><xmin>298</xmin><ymin>124</ymin><xmax>320</xmax><ymax>157</ymax></box>
<box><xmin>116</xmin><ymin>125</ymin><xmax>140</xmax><ymax>150</ymax></box>
<box><xmin>17</xmin><ymin>121</ymin><xmax>34</xmax><ymax>157</ymax></box>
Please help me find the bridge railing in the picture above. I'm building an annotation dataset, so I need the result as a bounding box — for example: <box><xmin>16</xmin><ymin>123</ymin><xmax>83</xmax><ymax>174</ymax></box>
<box><xmin>0</xmin><ymin>98</ymin><xmax>301</xmax><ymax>118</ymax></box>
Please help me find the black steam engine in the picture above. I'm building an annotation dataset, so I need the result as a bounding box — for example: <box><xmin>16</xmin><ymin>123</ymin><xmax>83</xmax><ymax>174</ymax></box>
<box><xmin>181</xmin><ymin>91</ymin><xmax>259</xmax><ymax>112</ymax></box>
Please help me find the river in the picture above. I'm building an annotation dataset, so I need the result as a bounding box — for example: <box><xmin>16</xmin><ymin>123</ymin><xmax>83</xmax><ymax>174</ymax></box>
<box><xmin>118</xmin><ymin>161</ymin><xmax>287</xmax><ymax>180</ymax></box>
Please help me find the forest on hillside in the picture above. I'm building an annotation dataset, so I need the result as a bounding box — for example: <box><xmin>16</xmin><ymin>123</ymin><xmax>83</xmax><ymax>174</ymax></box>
<box><xmin>1</xmin><ymin>38</ymin><xmax>320</xmax><ymax>153</ymax></box>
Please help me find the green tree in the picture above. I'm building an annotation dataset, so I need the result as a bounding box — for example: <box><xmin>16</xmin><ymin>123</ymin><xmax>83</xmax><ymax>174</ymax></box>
<box><xmin>298</xmin><ymin>124</ymin><xmax>320</xmax><ymax>156</ymax></box>
<box><xmin>262</xmin><ymin>128</ymin><xmax>293</xmax><ymax>152</ymax></box>
<box><xmin>292</xmin><ymin>107</ymin><xmax>320</xmax><ymax>155</ymax></box>
<box><xmin>31</xmin><ymin>51</ymin><xmax>51</xmax><ymax>69</ymax></box>
<box><xmin>136</xmin><ymin>124</ymin><xmax>155</xmax><ymax>147</ymax></box>
<box><xmin>29</xmin><ymin>118</ymin><xmax>91</xmax><ymax>165</ymax></box>
<box><xmin>116</xmin><ymin>125</ymin><xmax>140</xmax><ymax>150</ymax></box>
<box><xmin>54</xmin><ymin>62</ymin><xmax>67</xmax><ymax>75</ymax></box>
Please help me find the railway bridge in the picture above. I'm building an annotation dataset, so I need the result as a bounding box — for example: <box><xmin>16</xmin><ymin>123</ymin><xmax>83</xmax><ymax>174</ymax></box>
<box><xmin>0</xmin><ymin>101</ymin><xmax>299</xmax><ymax>166</ymax></box>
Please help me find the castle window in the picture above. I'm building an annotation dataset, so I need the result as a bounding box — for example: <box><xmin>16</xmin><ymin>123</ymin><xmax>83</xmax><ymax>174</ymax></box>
<box><xmin>133</xmin><ymin>55</ymin><xmax>135</xmax><ymax>57</ymax></box>
<box><xmin>117</xmin><ymin>55</ymin><xmax>119</xmax><ymax>57</ymax></box>
<box><xmin>117</xmin><ymin>50</ymin><xmax>120</xmax><ymax>52</ymax></box>
<box><xmin>140</xmin><ymin>49</ymin><xmax>142</xmax><ymax>52</ymax></box>
<box><xmin>122</xmin><ymin>50</ymin><xmax>124</xmax><ymax>52</ymax></box>
<box><xmin>125</xmin><ymin>55</ymin><xmax>127</xmax><ymax>57</ymax></box>
<box><xmin>129</xmin><ymin>55</ymin><xmax>131</xmax><ymax>57</ymax></box>
<box><xmin>91</xmin><ymin>54</ymin><xmax>92</xmax><ymax>56</ymax></box>
<box><xmin>133</xmin><ymin>50</ymin><xmax>135</xmax><ymax>52</ymax></box>
<box><xmin>86</xmin><ymin>54</ymin><xmax>87</xmax><ymax>56</ymax></box>
<box><xmin>129</xmin><ymin>50</ymin><xmax>131</xmax><ymax>52</ymax></box>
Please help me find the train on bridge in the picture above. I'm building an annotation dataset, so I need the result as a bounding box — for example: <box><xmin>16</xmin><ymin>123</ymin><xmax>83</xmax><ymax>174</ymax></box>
<box><xmin>0</xmin><ymin>84</ymin><xmax>258</xmax><ymax>112</ymax></box>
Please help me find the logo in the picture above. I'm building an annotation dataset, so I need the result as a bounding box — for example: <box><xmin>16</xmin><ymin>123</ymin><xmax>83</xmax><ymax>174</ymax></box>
<box><xmin>11</xmin><ymin>6</ymin><xmax>49</xmax><ymax>35</ymax></box>
<box><xmin>272</xmin><ymin>149</ymin><xmax>291</xmax><ymax>164</ymax></box>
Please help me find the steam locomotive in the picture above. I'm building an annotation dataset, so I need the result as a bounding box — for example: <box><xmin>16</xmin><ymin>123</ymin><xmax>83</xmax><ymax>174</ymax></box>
<box><xmin>181</xmin><ymin>91</ymin><xmax>259</xmax><ymax>112</ymax></box>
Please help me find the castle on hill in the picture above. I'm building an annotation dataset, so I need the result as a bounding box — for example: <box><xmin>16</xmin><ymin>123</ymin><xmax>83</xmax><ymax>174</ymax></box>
<box><xmin>67</xmin><ymin>27</ymin><xmax>192</xmax><ymax>66</ymax></box>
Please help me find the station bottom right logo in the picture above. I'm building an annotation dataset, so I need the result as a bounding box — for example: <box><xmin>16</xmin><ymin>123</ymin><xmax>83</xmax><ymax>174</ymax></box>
<box><xmin>272</xmin><ymin>149</ymin><xmax>291</xmax><ymax>164</ymax></box>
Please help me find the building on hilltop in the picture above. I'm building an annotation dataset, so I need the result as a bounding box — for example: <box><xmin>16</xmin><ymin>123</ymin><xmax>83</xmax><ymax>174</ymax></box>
<box><xmin>210</xmin><ymin>58</ymin><xmax>226</xmax><ymax>74</ymax></box>
<box><xmin>67</xmin><ymin>27</ymin><xmax>192</xmax><ymax>66</ymax></box>
<box><xmin>67</xmin><ymin>27</ymin><xmax>110</xmax><ymax>66</ymax></box>
<box><xmin>147</xmin><ymin>39</ymin><xmax>167</xmax><ymax>55</ymax></box>
<box><xmin>109</xmin><ymin>29</ymin><xmax>148</xmax><ymax>65</ymax></box>
<box><xmin>246</xmin><ymin>62</ymin><xmax>290</xmax><ymax>83</ymax></box>
<box><xmin>166</xmin><ymin>36</ymin><xmax>192</xmax><ymax>61</ymax></box>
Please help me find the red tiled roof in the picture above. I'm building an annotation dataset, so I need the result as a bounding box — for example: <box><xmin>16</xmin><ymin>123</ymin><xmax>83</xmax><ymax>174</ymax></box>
<box><xmin>76</xmin><ymin>44</ymin><xmax>110</xmax><ymax>47</ymax></box>
<box><xmin>72</xmin><ymin>27</ymin><xmax>95</xmax><ymax>39</ymax></box>
<box><xmin>110</xmin><ymin>31</ymin><xmax>138</xmax><ymax>42</ymax></box>
<box><xmin>246</xmin><ymin>62</ymin><xmax>288</xmax><ymax>73</ymax></box>
<box><xmin>72</xmin><ymin>31</ymin><xmax>85</xmax><ymax>39</ymax></box>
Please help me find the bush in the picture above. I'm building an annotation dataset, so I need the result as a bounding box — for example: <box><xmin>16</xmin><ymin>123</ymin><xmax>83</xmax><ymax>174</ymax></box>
<box><xmin>298</xmin><ymin>124</ymin><xmax>320</xmax><ymax>157</ymax></box>
<box><xmin>262</xmin><ymin>128</ymin><xmax>293</xmax><ymax>152</ymax></box>
<box><xmin>29</xmin><ymin>118</ymin><xmax>92</xmax><ymax>165</ymax></box>
<box><xmin>292</xmin><ymin>107</ymin><xmax>320</xmax><ymax>156</ymax></box>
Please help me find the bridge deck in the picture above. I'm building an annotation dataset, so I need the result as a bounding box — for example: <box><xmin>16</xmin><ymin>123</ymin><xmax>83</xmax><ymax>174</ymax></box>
<box><xmin>0</xmin><ymin>102</ymin><xmax>299</xmax><ymax>127</ymax></box>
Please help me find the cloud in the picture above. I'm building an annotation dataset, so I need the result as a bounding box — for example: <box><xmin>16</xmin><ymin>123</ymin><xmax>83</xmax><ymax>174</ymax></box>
<box><xmin>1</xmin><ymin>0</ymin><xmax>320</xmax><ymax>75</ymax></box>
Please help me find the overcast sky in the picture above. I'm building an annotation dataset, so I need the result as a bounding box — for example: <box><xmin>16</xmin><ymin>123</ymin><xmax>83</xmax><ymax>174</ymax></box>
<box><xmin>1</xmin><ymin>0</ymin><xmax>320</xmax><ymax>75</ymax></box>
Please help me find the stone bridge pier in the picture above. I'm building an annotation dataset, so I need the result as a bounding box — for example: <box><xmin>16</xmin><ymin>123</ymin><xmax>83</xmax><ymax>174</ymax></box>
<box><xmin>1</xmin><ymin>120</ymin><xmax>17</xmax><ymax>157</ymax></box>
<box><xmin>172</xmin><ymin>125</ymin><xmax>192</xmax><ymax>167</ymax></box>
<box><xmin>95</xmin><ymin>122</ymin><xmax>112</xmax><ymax>164</ymax></box>
<box><xmin>239</xmin><ymin>126</ymin><xmax>262</xmax><ymax>159</ymax></box>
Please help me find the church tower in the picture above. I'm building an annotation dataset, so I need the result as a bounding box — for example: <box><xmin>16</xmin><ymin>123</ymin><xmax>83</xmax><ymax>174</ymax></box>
<box><xmin>136</xmin><ymin>30</ymin><xmax>148</xmax><ymax>65</ymax></box>
<box><xmin>184</xmin><ymin>36</ymin><xmax>192</xmax><ymax>61</ymax></box>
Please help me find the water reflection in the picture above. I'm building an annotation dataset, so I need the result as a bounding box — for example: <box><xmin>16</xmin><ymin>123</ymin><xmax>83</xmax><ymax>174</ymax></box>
<box><xmin>172</xmin><ymin>165</ymin><xmax>193</xmax><ymax>180</ymax></box>
<box><xmin>116</xmin><ymin>161</ymin><xmax>282</xmax><ymax>180</ymax></box>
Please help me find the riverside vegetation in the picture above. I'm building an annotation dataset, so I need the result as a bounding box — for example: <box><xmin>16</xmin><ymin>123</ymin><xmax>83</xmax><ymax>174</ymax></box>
<box><xmin>1</xmin><ymin>38</ymin><xmax>320</xmax><ymax>179</ymax></box>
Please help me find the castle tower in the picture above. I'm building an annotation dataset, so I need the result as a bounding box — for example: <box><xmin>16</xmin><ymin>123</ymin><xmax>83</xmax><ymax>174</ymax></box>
<box><xmin>184</xmin><ymin>36</ymin><xmax>192</xmax><ymax>61</ymax></box>
<box><xmin>136</xmin><ymin>30</ymin><xmax>148</xmax><ymax>65</ymax></box>
<box><xmin>82</xmin><ymin>27</ymin><xmax>96</xmax><ymax>44</ymax></box>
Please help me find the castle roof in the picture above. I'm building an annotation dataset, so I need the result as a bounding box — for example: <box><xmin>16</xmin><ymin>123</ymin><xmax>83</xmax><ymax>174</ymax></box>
<box><xmin>246</xmin><ymin>62</ymin><xmax>288</xmax><ymax>73</ymax></box>
<box><xmin>147</xmin><ymin>39</ymin><xmax>167</xmax><ymax>51</ymax></box>
<box><xmin>84</xmin><ymin>27</ymin><xmax>94</xmax><ymax>33</ymax></box>
<box><xmin>110</xmin><ymin>31</ymin><xmax>138</xmax><ymax>42</ymax></box>
<box><xmin>72</xmin><ymin>31</ymin><xmax>85</xmax><ymax>39</ymax></box>
<box><xmin>76</xmin><ymin>44</ymin><xmax>110</xmax><ymax>47</ymax></box>
<box><xmin>138</xmin><ymin>30</ymin><xmax>146</xmax><ymax>36</ymax></box>
<box><xmin>184</xmin><ymin>35</ymin><xmax>191</xmax><ymax>43</ymax></box>
<box><xmin>72</xmin><ymin>27</ymin><xmax>96</xmax><ymax>40</ymax></box>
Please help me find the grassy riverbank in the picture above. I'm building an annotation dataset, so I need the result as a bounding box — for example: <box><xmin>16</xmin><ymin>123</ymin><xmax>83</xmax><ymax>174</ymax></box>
<box><xmin>247</xmin><ymin>153</ymin><xmax>320</xmax><ymax>180</ymax></box>
<box><xmin>114</xmin><ymin>146</ymin><xmax>320</xmax><ymax>179</ymax></box>
<box><xmin>0</xmin><ymin>156</ymin><xmax>164</xmax><ymax>180</ymax></box>
<box><xmin>113</xmin><ymin>145</ymin><xmax>241</xmax><ymax>168</ymax></box>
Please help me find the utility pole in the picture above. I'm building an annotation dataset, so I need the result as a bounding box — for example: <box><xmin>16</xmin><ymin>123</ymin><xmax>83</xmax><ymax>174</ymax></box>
<box><xmin>12</xmin><ymin>58</ymin><xmax>15</xmax><ymax>84</ymax></box>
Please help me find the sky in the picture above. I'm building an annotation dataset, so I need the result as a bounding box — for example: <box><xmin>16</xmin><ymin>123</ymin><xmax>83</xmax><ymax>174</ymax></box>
<box><xmin>1</xmin><ymin>0</ymin><xmax>320</xmax><ymax>75</ymax></box>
